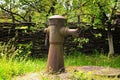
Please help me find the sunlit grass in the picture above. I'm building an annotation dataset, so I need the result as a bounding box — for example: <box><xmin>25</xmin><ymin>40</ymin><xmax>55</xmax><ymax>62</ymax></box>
<box><xmin>65</xmin><ymin>52</ymin><xmax>120</xmax><ymax>69</ymax></box>
<box><xmin>0</xmin><ymin>57</ymin><xmax>46</xmax><ymax>80</ymax></box>
<box><xmin>70</xmin><ymin>70</ymin><xmax>119</xmax><ymax>80</ymax></box>
<box><xmin>0</xmin><ymin>40</ymin><xmax>46</xmax><ymax>79</ymax></box>
<box><xmin>1</xmin><ymin>51</ymin><xmax>120</xmax><ymax>80</ymax></box>
<box><xmin>0</xmin><ymin>40</ymin><xmax>120</xmax><ymax>80</ymax></box>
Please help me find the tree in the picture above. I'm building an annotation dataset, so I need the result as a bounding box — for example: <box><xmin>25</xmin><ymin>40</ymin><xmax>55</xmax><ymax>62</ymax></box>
<box><xmin>58</xmin><ymin>0</ymin><xmax>120</xmax><ymax>56</ymax></box>
<box><xmin>0</xmin><ymin>0</ymin><xmax>29</xmax><ymax>22</ymax></box>
<box><xmin>0</xmin><ymin>0</ymin><xmax>120</xmax><ymax>55</ymax></box>
<box><xmin>88</xmin><ymin>0</ymin><xmax>119</xmax><ymax>56</ymax></box>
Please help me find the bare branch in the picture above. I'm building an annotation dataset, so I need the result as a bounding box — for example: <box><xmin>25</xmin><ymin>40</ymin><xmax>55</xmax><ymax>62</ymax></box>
<box><xmin>0</xmin><ymin>5</ymin><xmax>27</xmax><ymax>22</ymax></box>
<box><xmin>110</xmin><ymin>0</ymin><xmax>118</xmax><ymax>21</ymax></box>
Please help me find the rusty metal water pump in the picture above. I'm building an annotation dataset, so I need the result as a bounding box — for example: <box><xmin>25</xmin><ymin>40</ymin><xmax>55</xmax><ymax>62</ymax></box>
<box><xmin>44</xmin><ymin>15</ymin><xmax>78</xmax><ymax>73</ymax></box>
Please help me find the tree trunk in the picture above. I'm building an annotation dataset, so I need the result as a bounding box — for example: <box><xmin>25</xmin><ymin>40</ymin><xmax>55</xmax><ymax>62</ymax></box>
<box><xmin>78</xmin><ymin>15</ymin><xmax>80</xmax><ymax>23</ymax></box>
<box><xmin>108</xmin><ymin>28</ymin><xmax>114</xmax><ymax>57</ymax></box>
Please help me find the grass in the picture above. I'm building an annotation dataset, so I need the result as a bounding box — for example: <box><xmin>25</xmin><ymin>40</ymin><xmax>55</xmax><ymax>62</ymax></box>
<box><xmin>0</xmin><ymin>41</ymin><xmax>120</xmax><ymax>79</ymax></box>
<box><xmin>0</xmin><ymin>58</ymin><xmax>46</xmax><ymax>80</ymax></box>
<box><xmin>0</xmin><ymin>40</ymin><xmax>46</xmax><ymax>80</ymax></box>
<box><xmin>1</xmin><ymin>53</ymin><xmax>120</xmax><ymax>80</ymax></box>
<box><xmin>65</xmin><ymin>52</ymin><xmax>120</xmax><ymax>80</ymax></box>
<box><xmin>65</xmin><ymin>52</ymin><xmax>120</xmax><ymax>69</ymax></box>
<box><xmin>70</xmin><ymin>70</ymin><xmax>119</xmax><ymax>80</ymax></box>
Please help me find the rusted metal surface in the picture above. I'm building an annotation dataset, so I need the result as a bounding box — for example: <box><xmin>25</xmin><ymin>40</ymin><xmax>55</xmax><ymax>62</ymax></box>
<box><xmin>45</xmin><ymin>15</ymin><xmax>78</xmax><ymax>73</ymax></box>
<box><xmin>46</xmin><ymin>44</ymin><xmax>65</xmax><ymax>73</ymax></box>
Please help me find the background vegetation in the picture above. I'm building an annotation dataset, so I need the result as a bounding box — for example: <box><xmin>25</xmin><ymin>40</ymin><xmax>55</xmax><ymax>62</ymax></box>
<box><xmin>0</xmin><ymin>43</ymin><xmax>120</xmax><ymax>79</ymax></box>
<box><xmin>0</xmin><ymin>0</ymin><xmax>120</xmax><ymax>55</ymax></box>
<box><xmin>0</xmin><ymin>0</ymin><xmax>120</xmax><ymax>79</ymax></box>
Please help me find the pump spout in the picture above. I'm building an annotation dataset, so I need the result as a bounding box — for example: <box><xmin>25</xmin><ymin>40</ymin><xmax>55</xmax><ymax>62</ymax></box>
<box><xmin>60</xmin><ymin>27</ymin><xmax>79</xmax><ymax>37</ymax></box>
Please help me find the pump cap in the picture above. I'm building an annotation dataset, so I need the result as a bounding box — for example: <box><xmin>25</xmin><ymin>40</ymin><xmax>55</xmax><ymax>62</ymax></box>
<box><xmin>49</xmin><ymin>15</ymin><xmax>65</xmax><ymax>19</ymax></box>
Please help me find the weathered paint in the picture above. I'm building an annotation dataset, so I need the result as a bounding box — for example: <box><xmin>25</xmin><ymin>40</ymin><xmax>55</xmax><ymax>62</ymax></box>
<box><xmin>45</xmin><ymin>15</ymin><xmax>78</xmax><ymax>73</ymax></box>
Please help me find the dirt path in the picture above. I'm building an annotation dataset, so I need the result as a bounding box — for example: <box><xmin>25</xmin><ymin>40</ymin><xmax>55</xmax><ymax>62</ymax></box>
<box><xmin>13</xmin><ymin>66</ymin><xmax>120</xmax><ymax>80</ymax></box>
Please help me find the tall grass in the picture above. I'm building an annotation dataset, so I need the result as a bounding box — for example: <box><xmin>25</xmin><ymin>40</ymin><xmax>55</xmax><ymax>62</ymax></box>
<box><xmin>0</xmin><ymin>39</ymin><xmax>120</xmax><ymax>80</ymax></box>
<box><xmin>0</xmin><ymin>58</ymin><xmax>46</xmax><ymax>80</ymax></box>
<box><xmin>65</xmin><ymin>51</ymin><xmax>120</xmax><ymax>68</ymax></box>
<box><xmin>65</xmin><ymin>52</ymin><xmax>120</xmax><ymax>80</ymax></box>
<box><xmin>0</xmin><ymin>40</ymin><xmax>46</xmax><ymax>80</ymax></box>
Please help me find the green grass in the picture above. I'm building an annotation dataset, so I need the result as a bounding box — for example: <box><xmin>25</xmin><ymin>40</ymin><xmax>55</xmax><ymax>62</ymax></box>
<box><xmin>0</xmin><ymin>58</ymin><xmax>46</xmax><ymax>80</ymax></box>
<box><xmin>65</xmin><ymin>52</ymin><xmax>120</xmax><ymax>80</ymax></box>
<box><xmin>0</xmin><ymin>52</ymin><xmax>120</xmax><ymax>80</ymax></box>
<box><xmin>0</xmin><ymin>40</ymin><xmax>46</xmax><ymax>80</ymax></box>
<box><xmin>65</xmin><ymin>52</ymin><xmax>120</xmax><ymax>69</ymax></box>
<box><xmin>0</xmin><ymin>41</ymin><xmax>120</xmax><ymax>80</ymax></box>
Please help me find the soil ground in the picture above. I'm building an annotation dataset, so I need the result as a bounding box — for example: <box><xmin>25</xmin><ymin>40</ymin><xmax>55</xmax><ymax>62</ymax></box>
<box><xmin>13</xmin><ymin>66</ymin><xmax>120</xmax><ymax>80</ymax></box>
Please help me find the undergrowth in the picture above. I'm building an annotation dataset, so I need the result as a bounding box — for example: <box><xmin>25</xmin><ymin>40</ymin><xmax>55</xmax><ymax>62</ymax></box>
<box><xmin>0</xmin><ymin>39</ymin><xmax>46</xmax><ymax>80</ymax></box>
<box><xmin>0</xmin><ymin>39</ymin><xmax>120</xmax><ymax>80</ymax></box>
<box><xmin>70</xmin><ymin>71</ymin><xmax>118</xmax><ymax>80</ymax></box>
<box><xmin>65</xmin><ymin>51</ymin><xmax>120</xmax><ymax>69</ymax></box>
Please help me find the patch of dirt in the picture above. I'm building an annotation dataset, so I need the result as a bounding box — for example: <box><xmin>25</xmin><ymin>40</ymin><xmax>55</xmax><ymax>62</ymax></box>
<box><xmin>13</xmin><ymin>71</ymin><xmax>71</xmax><ymax>80</ymax></box>
<box><xmin>74</xmin><ymin>66</ymin><xmax>120</xmax><ymax>77</ymax></box>
<box><xmin>13</xmin><ymin>66</ymin><xmax>120</xmax><ymax>80</ymax></box>
<box><xmin>13</xmin><ymin>73</ymin><xmax>41</xmax><ymax>80</ymax></box>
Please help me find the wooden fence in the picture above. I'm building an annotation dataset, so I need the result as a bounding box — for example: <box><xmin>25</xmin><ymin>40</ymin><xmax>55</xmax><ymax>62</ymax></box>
<box><xmin>0</xmin><ymin>22</ymin><xmax>120</xmax><ymax>57</ymax></box>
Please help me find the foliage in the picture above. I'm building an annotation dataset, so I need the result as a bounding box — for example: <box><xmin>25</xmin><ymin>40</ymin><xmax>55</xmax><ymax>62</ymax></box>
<box><xmin>0</xmin><ymin>0</ymin><xmax>119</xmax><ymax>26</ymax></box>
<box><xmin>0</xmin><ymin>57</ymin><xmax>46</xmax><ymax>80</ymax></box>
<box><xmin>65</xmin><ymin>51</ymin><xmax>120</xmax><ymax>68</ymax></box>
<box><xmin>0</xmin><ymin>0</ymin><xmax>119</xmax><ymax>29</ymax></box>
<box><xmin>65</xmin><ymin>0</ymin><xmax>120</xmax><ymax>55</ymax></box>
<box><xmin>0</xmin><ymin>39</ymin><xmax>46</xmax><ymax>80</ymax></box>
<box><xmin>0</xmin><ymin>0</ymin><xmax>120</xmax><ymax>79</ymax></box>
<box><xmin>17</xmin><ymin>43</ymin><xmax>32</xmax><ymax>58</ymax></box>
<box><xmin>73</xmin><ymin>38</ymin><xmax>89</xmax><ymax>48</ymax></box>
<box><xmin>70</xmin><ymin>71</ymin><xmax>118</xmax><ymax>80</ymax></box>
<box><xmin>0</xmin><ymin>38</ymin><xmax>18</xmax><ymax>59</ymax></box>
<box><xmin>0</xmin><ymin>44</ymin><xmax>120</xmax><ymax>80</ymax></box>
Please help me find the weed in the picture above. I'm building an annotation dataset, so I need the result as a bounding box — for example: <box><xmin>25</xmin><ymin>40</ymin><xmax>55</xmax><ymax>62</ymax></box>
<box><xmin>0</xmin><ymin>39</ymin><xmax>46</xmax><ymax>80</ymax></box>
<box><xmin>0</xmin><ymin>41</ymin><xmax>120</xmax><ymax>80</ymax></box>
